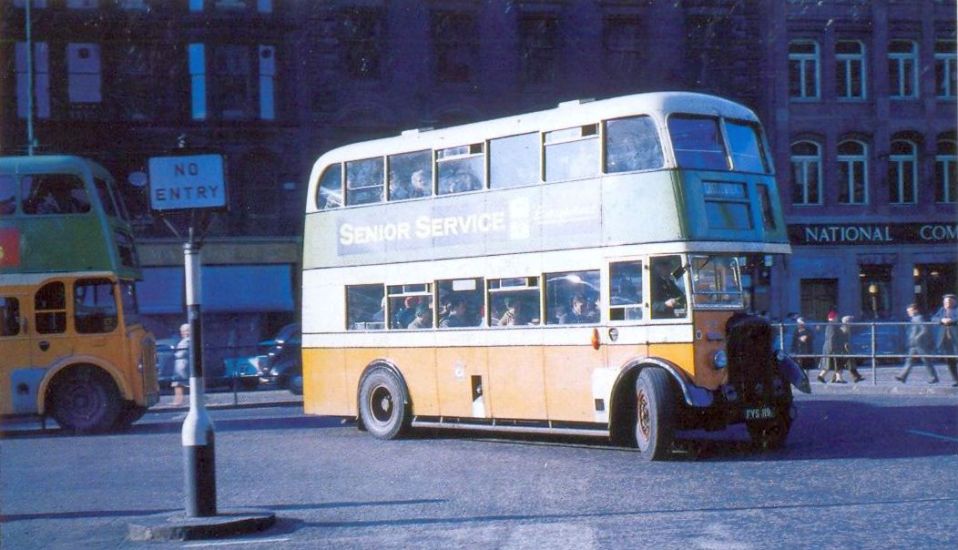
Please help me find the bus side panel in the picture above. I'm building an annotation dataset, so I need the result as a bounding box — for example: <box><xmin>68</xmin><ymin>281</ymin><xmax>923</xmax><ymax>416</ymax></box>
<box><xmin>647</xmin><ymin>343</ymin><xmax>696</xmax><ymax>380</ymax></box>
<box><xmin>435</xmin><ymin>347</ymin><xmax>489</xmax><ymax>418</ymax></box>
<box><xmin>487</xmin><ymin>346</ymin><xmax>547</xmax><ymax>420</ymax></box>
<box><xmin>302</xmin><ymin>347</ymin><xmax>348</xmax><ymax>416</ymax></box>
<box><xmin>542</xmin><ymin>345</ymin><xmax>604</xmax><ymax>423</ymax></box>
<box><xmin>384</xmin><ymin>347</ymin><xmax>439</xmax><ymax>416</ymax></box>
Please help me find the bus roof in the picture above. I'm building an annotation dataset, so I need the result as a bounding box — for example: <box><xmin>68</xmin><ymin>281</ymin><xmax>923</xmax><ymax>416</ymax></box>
<box><xmin>308</xmin><ymin>91</ymin><xmax>758</xmax><ymax>179</ymax></box>
<box><xmin>0</xmin><ymin>155</ymin><xmax>113</xmax><ymax>182</ymax></box>
<box><xmin>0</xmin><ymin>271</ymin><xmax>122</xmax><ymax>288</ymax></box>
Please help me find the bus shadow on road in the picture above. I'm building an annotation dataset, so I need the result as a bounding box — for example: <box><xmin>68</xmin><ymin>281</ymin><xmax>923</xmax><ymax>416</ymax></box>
<box><xmin>401</xmin><ymin>400</ymin><xmax>958</xmax><ymax>462</ymax></box>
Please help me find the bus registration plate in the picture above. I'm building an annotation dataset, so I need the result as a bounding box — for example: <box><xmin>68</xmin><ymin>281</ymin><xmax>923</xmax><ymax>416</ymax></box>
<box><xmin>744</xmin><ymin>406</ymin><xmax>775</xmax><ymax>420</ymax></box>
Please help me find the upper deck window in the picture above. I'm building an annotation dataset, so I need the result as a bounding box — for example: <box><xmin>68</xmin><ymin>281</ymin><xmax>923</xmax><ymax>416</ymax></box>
<box><xmin>725</xmin><ymin>120</ymin><xmax>768</xmax><ymax>173</ymax></box>
<box><xmin>544</xmin><ymin>124</ymin><xmax>599</xmax><ymax>182</ymax></box>
<box><xmin>346</xmin><ymin>157</ymin><xmax>384</xmax><ymax>206</ymax></box>
<box><xmin>490</xmin><ymin>133</ymin><xmax>539</xmax><ymax>189</ymax></box>
<box><xmin>94</xmin><ymin>177</ymin><xmax>118</xmax><ymax>218</ymax></box>
<box><xmin>21</xmin><ymin>174</ymin><xmax>92</xmax><ymax>215</ymax></box>
<box><xmin>604</xmin><ymin>115</ymin><xmax>664</xmax><ymax>173</ymax></box>
<box><xmin>316</xmin><ymin>164</ymin><xmax>343</xmax><ymax>209</ymax></box>
<box><xmin>437</xmin><ymin>144</ymin><xmax>484</xmax><ymax>195</ymax></box>
<box><xmin>388</xmin><ymin>150</ymin><xmax>433</xmax><ymax>201</ymax></box>
<box><xmin>668</xmin><ymin>116</ymin><xmax>728</xmax><ymax>171</ymax></box>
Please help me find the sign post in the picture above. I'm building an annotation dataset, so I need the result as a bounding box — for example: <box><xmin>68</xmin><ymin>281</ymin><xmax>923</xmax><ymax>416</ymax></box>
<box><xmin>148</xmin><ymin>153</ymin><xmax>226</xmax><ymax>517</ymax></box>
<box><xmin>130</xmin><ymin>149</ymin><xmax>274</xmax><ymax>541</ymax></box>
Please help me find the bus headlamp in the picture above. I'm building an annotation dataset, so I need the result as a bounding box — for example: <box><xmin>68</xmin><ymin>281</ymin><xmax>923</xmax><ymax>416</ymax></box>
<box><xmin>713</xmin><ymin>350</ymin><xmax>728</xmax><ymax>369</ymax></box>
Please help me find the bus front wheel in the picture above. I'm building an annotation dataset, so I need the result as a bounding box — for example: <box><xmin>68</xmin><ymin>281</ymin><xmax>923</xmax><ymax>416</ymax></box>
<box><xmin>635</xmin><ymin>368</ymin><xmax>675</xmax><ymax>461</ymax></box>
<box><xmin>359</xmin><ymin>368</ymin><xmax>409</xmax><ymax>440</ymax></box>
<box><xmin>49</xmin><ymin>366</ymin><xmax>121</xmax><ymax>434</ymax></box>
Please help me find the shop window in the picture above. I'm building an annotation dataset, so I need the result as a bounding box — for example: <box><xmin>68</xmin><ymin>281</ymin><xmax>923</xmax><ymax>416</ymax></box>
<box><xmin>860</xmin><ymin>265</ymin><xmax>892</xmax><ymax>319</ymax></box>
<box><xmin>914</xmin><ymin>264</ymin><xmax>958</xmax><ymax>314</ymax></box>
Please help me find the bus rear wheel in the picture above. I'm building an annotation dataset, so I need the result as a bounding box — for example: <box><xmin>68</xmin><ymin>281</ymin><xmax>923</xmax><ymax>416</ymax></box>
<box><xmin>635</xmin><ymin>368</ymin><xmax>675</xmax><ymax>461</ymax></box>
<box><xmin>359</xmin><ymin>368</ymin><xmax>408</xmax><ymax>440</ymax></box>
<box><xmin>49</xmin><ymin>366</ymin><xmax>121</xmax><ymax>434</ymax></box>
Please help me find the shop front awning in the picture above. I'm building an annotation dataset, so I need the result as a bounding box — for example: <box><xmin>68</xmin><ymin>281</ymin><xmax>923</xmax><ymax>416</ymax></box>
<box><xmin>137</xmin><ymin>264</ymin><xmax>294</xmax><ymax>314</ymax></box>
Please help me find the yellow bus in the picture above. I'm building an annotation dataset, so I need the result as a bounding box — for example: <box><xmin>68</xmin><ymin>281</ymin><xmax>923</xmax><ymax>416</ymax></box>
<box><xmin>1</xmin><ymin>156</ymin><xmax>157</xmax><ymax>433</ymax></box>
<box><xmin>301</xmin><ymin>92</ymin><xmax>807</xmax><ymax>459</ymax></box>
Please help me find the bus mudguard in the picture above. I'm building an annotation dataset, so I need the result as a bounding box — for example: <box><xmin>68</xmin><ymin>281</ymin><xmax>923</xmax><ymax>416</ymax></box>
<box><xmin>613</xmin><ymin>358</ymin><xmax>714</xmax><ymax>409</ymax></box>
<box><xmin>356</xmin><ymin>359</ymin><xmax>412</xmax><ymax>410</ymax></box>
<box><xmin>775</xmin><ymin>350</ymin><xmax>812</xmax><ymax>394</ymax></box>
<box><xmin>36</xmin><ymin>356</ymin><xmax>131</xmax><ymax>416</ymax></box>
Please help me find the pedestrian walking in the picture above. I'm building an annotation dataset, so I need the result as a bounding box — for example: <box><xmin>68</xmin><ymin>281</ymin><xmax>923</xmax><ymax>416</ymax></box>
<box><xmin>932</xmin><ymin>293</ymin><xmax>958</xmax><ymax>387</ymax></box>
<box><xmin>840</xmin><ymin>315</ymin><xmax>865</xmax><ymax>383</ymax></box>
<box><xmin>790</xmin><ymin>317</ymin><xmax>815</xmax><ymax>371</ymax></box>
<box><xmin>895</xmin><ymin>304</ymin><xmax>939</xmax><ymax>384</ymax></box>
<box><xmin>817</xmin><ymin>311</ymin><xmax>844</xmax><ymax>383</ymax></box>
<box><xmin>171</xmin><ymin>323</ymin><xmax>190</xmax><ymax>406</ymax></box>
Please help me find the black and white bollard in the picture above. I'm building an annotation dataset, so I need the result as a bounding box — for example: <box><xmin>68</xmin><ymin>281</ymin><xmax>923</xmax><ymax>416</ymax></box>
<box><xmin>182</xmin><ymin>240</ymin><xmax>216</xmax><ymax>517</ymax></box>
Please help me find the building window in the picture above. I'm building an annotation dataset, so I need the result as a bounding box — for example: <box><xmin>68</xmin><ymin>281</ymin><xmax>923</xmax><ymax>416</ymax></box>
<box><xmin>431</xmin><ymin>11</ymin><xmax>478</xmax><ymax>84</ymax></box>
<box><xmin>888</xmin><ymin>139</ymin><xmax>918</xmax><ymax>204</ymax></box>
<box><xmin>66</xmin><ymin>0</ymin><xmax>97</xmax><ymax>8</ymax></box>
<box><xmin>67</xmin><ymin>43</ymin><xmax>101</xmax><ymax>104</ymax></box>
<box><xmin>338</xmin><ymin>7</ymin><xmax>384</xmax><ymax>80</ymax></box>
<box><xmin>888</xmin><ymin>39</ymin><xmax>918</xmax><ymax>99</ymax></box>
<box><xmin>837</xmin><ymin>140</ymin><xmax>868</xmax><ymax>205</ymax></box>
<box><xmin>789</xmin><ymin>40</ymin><xmax>820</xmax><ymax>100</ymax></box>
<box><xmin>15</xmin><ymin>41</ymin><xmax>50</xmax><ymax>119</ymax></box>
<box><xmin>935</xmin><ymin>39</ymin><xmax>957</xmax><ymax>99</ymax></box>
<box><xmin>189</xmin><ymin>43</ymin><xmax>207</xmax><ymax>120</ymax></box>
<box><xmin>113</xmin><ymin>43</ymin><xmax>180</xmax><ymax>121</ymax></box>
<box><xmin>790</xmin><ymin>141</ymin><xmax>822</xmax><ymax>205</ymax></box>
<box><xmin>212</xmin><ymin>44</ymin><xmax>252</xmax><ymax>120</ymax></box>
<box><xmin>937</xmin><ymin>139</ymin><xmax>957</xmax><ymax>203</ymax></box>
<box><xmin>836</xmin><ymin>40</ymin><xmax>866</xmax><ymax>100</ymax></box>
<box><xmin>519</xmin><ymin>13</ymin><xmax>558</xmax><ymax>85</ymax></box>
<box><xmin>603</xmin><ymin>16</ymin><xmax>642</xmax><ymax>83</ymax></box>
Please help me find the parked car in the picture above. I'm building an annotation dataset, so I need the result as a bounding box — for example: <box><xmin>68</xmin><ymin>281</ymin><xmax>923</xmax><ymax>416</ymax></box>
<box><xmin>258</xmin><ymin>323</ymin><xmax>302</xmax><ymax>395</ymax></box>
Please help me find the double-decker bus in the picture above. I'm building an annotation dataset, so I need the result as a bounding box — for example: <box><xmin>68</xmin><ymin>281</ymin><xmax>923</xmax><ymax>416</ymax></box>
<box><xmin>301</xmin><ymin>92</ymin><xmax>808</xmax><ymax>460</ymax></box>
<box><xmin>0</xmin><ymin>155</ymin><xmax>157</xmax><ymax>433</ymax></box>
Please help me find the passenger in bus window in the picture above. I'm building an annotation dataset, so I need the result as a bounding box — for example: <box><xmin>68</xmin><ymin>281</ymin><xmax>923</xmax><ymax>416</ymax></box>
<box><xmin>651</xmin><ymin>258</ymin><xmax>686</xmax><ymax>319</ymax></box>
<box><xmin>389</xmin><ymin>171</ymin><xmax>412</xmax><ymax>201</ymax></box>
<box><xmin>498</xmin><ymin>298</ymin><xmax>529</xmax><ymax>326</ymax></box>
<box><xmin>408</xmin><ymin>304</ymin><xmax>433</xmax><ymax>329</ymax></box>
<box><xmin>409</xmin><ymin>169</ymin><xmax>431</xmax><ymax>198</ymax></box>
<box><xmin>439</xmin><ymin>296</ymin><xmax>470</xmax><ymax>328</ymax></box>
<box><xmin>559</xmin><ymin>294</ymin><xmax>598</xmax><ymax>324</ymax></box>
<box><xmin>393</xmin><ymin>297</ymin><xmax>419</xmax><ymax>328</ymax></box>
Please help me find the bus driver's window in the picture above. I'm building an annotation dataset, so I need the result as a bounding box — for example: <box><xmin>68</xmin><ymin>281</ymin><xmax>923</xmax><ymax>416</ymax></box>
<box><xmin>650</xmin><ymin>256</ymin><xmax>687</xmax><ymax>319</ymax></box>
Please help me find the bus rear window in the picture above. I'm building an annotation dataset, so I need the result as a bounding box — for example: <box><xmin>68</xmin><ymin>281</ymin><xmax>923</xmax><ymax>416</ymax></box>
<box><xmin>668</xmin><ymin>116</ymin><xmax>728</xmax><ymax>171</ymax></box>
<box><xmin>725</xmin><ymin>120</ymin><xmax>769</xmax><ymax>173</ymax></box>
<box><xmin>21</xmin><ymin>174</ymin><xmax>92</xmax><ymax>215</ymax></box>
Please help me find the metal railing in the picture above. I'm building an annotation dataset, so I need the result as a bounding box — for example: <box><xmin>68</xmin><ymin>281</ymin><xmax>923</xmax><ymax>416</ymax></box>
<box><xmin>772</xmin><ymin>320</ymin><xmax>958</xmax><ymax>385</ymax></box>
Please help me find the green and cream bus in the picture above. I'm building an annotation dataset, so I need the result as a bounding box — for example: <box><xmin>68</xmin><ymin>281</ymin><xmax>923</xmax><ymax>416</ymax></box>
<box><xmin>0</xmin><ymin>155</ymin><xmax>157</xmax><ymax>433</ymax></box>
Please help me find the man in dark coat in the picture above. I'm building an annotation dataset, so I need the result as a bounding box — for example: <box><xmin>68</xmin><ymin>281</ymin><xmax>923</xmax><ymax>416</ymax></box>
<box><xmin>895</xmin><ymin>303</ymin><xmax>938</xmax><ymax>384</ymax></box>
<box><xmin>932</xmin><ymin>294</ymin><xmax>958</xmax><ymax>386</ymax></box>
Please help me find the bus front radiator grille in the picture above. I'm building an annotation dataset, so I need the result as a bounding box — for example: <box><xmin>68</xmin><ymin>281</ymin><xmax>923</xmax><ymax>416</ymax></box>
<box><xmin>725</xmin><ymin>313</ymin><xmax>774</xmax><ymax>400</ymax></box>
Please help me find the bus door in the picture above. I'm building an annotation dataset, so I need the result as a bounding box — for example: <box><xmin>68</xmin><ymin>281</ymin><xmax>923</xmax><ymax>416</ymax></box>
<box><xmin>0</xmin><ymin>292</ymin><xmax>34</xmax><ymax>414</ymax></box>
